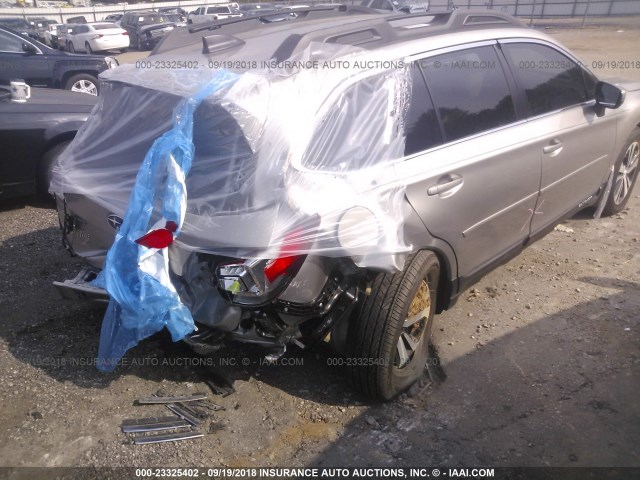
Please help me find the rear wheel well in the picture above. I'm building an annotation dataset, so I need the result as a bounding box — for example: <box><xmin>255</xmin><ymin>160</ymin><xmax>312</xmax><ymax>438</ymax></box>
<box><xmin>60</xmin><ymin>70</ymin><xmax>99</xmax><ymax>89</ymax></box>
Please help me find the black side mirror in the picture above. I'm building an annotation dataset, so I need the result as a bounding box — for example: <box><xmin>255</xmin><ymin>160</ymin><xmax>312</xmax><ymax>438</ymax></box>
<box><xmin>596</xmin><ymin>81</ymin><xmax>625</xmax><ymax>110</ymax></box>
<box><xmin>22</xmin><ymin>42</ymin><xmax>37</xmax><ymax>55</ymax></box>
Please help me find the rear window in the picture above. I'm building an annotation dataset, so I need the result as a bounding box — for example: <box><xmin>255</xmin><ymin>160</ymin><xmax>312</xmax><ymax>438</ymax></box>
<box><xmin>206</xmin><ymin>6</ymin><xmax>231</xmax><ymax>14</ymax></box>
<box><xmin>138</xmin><ymin>15</ymin><xmax>167</xmax><ymax>25</ymax></box>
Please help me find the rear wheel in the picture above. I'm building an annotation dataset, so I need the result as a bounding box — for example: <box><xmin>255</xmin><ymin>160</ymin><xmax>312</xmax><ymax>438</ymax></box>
<box><xmin>346</xmin><ymin>250</ymin><xmax>439</xmax><ymax>401</ymax></box>
<box><xmin>65</xmin><ymin>74</ymin><xmax>99</xmax><ymax>96</ymax></box>
<box><xmin>601</xmin><ymin>127</ymin><xmax>640</xmax><ymax>216</ymax></box>
<box><xmin>37</xmin><ymin>141</ymin><xmax>70</xmax><ymax>201</ymax></box>
<box><xmin>85</xmin><ymin>42</ymin><xmax>93</xmax><ymax>54</ymax></box>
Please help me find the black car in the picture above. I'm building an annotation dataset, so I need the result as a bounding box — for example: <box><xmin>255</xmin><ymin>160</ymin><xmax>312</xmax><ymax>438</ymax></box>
<box><xmin>0</xmin><ymin>25</ymin><xmax>118</xmax><ymax>95</ymax></box>
<box><xmin>0</xmin><ymin>84</ymin><xmax>97</xmax><ymax>200</ymax></box>
<box><xmin>0</xmin><ymin>17</ymin><xmax>38</xmax><ymax>39</ymax></box>
<box><xmin>119</xmin><ymin>12</ymin><xmax>175</xmax><ymax>51</ymax></box>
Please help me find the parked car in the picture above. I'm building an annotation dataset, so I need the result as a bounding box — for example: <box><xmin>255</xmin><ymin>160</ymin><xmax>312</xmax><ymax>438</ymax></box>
<box><xmin>0</xmin><ymin>25</ymin><xmax>118</xmax><ymax>95</ymax></box>
<box><xmin>238</xmin><ymin>3</ymin><xmax>278</xmax><ymax>16</ymax></box>
<box><xmin>0</xmin><ymin>83</ymin><xmax>97</xmax><ymax>200</ymax></box>
<box><xmin>103</xmin><ymin>13</ymin><xmax>123</xmax><ymax>25</ymax></box>
<box><xmin>119</xmin><ymin>11</ymin><xmax>174</xmax><ymax>51</ymax></box>
<box><xmin>158</xmin><ymin>7</ymin><xmax>187</xmax><ymax>17</ymax></box>
<box><xmin>164</xmin><ymin>13</ymin><xmax>186</xmax><ymax>27</ymax></box>
<box><xmin>65</xmin><ymin>22</ymin><xmax>129</xmax><ymax>54</ymax></box>
<box><xmin>0</xmin><ymin>17</ymin><xmax>38</xmax><ymax>38</ymax></box>
<box><xmin>52</xmin><ymin>10</ymin><xmax>640</xmax><ymax>400</ymax></box>
<box><xmin>360</xmin><ymin>0</ymin><xmax>428</xmax><ymax>13</ymax></box>
<box><xmin>43</xmin><ymin>22</ymin><xmax>63</xmax><ymax>48</ymax></box>
<box><xmin>31</xmin><ymin>17</ymin><xmax>57</xmax><ymax>42</ymax></box>
<box><xmin>187</xmin><ymin>4</ymin><xmax>241</xmax><ymax>24</ymax></box>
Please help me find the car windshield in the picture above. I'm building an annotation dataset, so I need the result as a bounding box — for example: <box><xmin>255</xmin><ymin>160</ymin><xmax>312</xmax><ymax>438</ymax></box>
<box><xmin>139</xmin><ymin>15</ymin><xmax>167</xmax><ymax>25</ymax></box>
<box><xmin>0</xmin><ymin>18</ymin><xmax>31</xmax><ymax>29</ymax></box>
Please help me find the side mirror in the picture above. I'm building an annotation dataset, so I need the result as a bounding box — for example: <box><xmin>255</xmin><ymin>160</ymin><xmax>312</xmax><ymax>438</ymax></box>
<box><xmin>596</xmin><ymin>81</ymin><xmax>625</xmax><ymax>110</ymax></box>
<box><xmin>22</xmin><ymin>42</ymin><xmax>37</xmax><ymax>55</ymax></box>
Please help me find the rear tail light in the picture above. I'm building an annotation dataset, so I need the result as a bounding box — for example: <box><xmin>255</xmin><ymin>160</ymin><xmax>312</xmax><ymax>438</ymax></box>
<box><xmin>92</xmin><ymin>34</ymin><xmax>103</xmax><ymax>39</ymax></box>
<box><xmin>216</xmin><ymin>218</ymin><xmax>319</xmax><ymax>301</ymax></box>
<box><xmin>123</xmin><ymin>32</ymin><xmax>128</xmax><ymax>35</ymax></box>
<box><xmin>134</xmin><ymin>221</ymin><xmax>178</xmax><ymax>249</ymax></box>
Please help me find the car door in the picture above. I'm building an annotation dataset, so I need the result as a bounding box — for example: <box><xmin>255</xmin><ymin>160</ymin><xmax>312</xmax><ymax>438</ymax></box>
<box><xmin>0</xmin><ymin>88</ymin><xmax>46</xmax><ymax>197</ymax></box>
<box><xmin>0</xmin><ymin>29</ymin><xmax>52</xmax><ymax>88</ymax></box>
<box><xmin>402</xmin><ymin>43</ymin><xmax>542</xmax><ymax>285</ymax></box>
<box><xmin>500</xmin><ymin>40</ymin><xmax>618</xmax><ymax>235</ymax></box>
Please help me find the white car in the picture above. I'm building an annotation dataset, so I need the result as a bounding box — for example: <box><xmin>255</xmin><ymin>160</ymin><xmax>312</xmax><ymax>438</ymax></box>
<box><xmin>66</xmin><ymin>22</ymin><xmax>130</xmax><ymax>54</ymax></box>
<box><xmin>188</xmin><ymin>4</ymin><xmax>242</xmax><ymax>24</ymax></box>
<box><xmin>43</xmin><ymin>23</ymin><xmax>63</xmax><ymax>48</ymax></box>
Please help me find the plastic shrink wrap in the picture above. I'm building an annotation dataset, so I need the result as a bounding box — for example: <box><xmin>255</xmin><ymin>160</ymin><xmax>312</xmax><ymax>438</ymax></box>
<box><xmin>50</xmin><ymin>43</ymin><xmax>414</xmax><ymax>369</ymax></box>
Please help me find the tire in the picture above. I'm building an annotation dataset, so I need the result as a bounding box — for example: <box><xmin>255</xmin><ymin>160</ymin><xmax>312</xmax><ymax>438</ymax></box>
<box><xmin>85</xmin><ymin>42</ymin><xmax>93</xmax><ymax>54</ymax></box>
<box><xmin>37</xmin><ymin>141</ymin><xmax>70</xmax><ymax>201</ymax></box>
<box><xmin>65</xmin><ymin>74</ymin><xmax>99</xmax><ymax>96</ymax></box>
<box><xmin>345</xmin><ymin>250</ymin><xmax>440</xmax><ymax>401</ymax></box>
<box><xmin>120</xmin><ymin>48</ymin><xmax>128</xmax><ymax>53</ymax></box>
<box><xmin>68</xmin><ymin>41</ymin><xmax>75</xmax><ymax>53</ymax></box>
<box><xmin>601</xmin><ymin>127</ymin><xmax>640</xmax><ymax>217</ymax></box>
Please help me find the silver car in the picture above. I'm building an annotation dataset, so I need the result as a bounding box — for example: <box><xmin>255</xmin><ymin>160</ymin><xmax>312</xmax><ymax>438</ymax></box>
<box><xmin>51</xmin><ymin>10</ymin><xmax>639</xmax><ymax>401</ymax></box>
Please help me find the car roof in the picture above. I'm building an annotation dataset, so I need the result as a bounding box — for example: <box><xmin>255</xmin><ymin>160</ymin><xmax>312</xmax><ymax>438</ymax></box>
<box><xmin>155</xmin><ymin>8</ymin><xmax>542</xmax><ymax>61</ymax></box>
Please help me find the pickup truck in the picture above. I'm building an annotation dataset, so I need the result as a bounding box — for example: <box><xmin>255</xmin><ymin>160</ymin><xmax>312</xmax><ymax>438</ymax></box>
<box><xmin>187</xmin><ymin>4</ymin><xmax>241</xmax><ymax>24</ymax></box>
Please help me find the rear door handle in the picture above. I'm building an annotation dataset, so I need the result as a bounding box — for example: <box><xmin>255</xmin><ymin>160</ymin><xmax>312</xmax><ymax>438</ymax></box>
<box><xmin>427</xmin><ymin>174</ymin><xmax>463</xmax><ymax>196</ymax></box>
<box><xmin>543</xmin><ymin>139</ymin><xmax>564</xmax><ymax>155</ymax></box>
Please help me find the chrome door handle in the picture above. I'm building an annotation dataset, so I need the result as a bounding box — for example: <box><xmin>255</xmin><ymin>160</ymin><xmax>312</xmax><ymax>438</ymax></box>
<box><xmin>427</xmin><ymin>175</ymin><xmax>463</xmax><ymax>196</ymax></box>
<box><xmin>543</xmin><ymin>139</ymin><xmax>564</xmax><ymax>155</ymax></box>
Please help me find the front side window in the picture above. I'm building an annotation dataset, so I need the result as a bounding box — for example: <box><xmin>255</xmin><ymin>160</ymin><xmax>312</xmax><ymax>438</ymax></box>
<box><xmin>422</xmin><ymin>45</ymin><xmax>517</xmax><ymax>142</ymax></box>
<box><xmin>502</xmin><ymin>42</ymin><xmax>591</xmax><ymax>116</ymax></box>
<box><xmin>0</xmin><ymin>30</ymin><xmax>24</xmax><ymax>53</ymax></box>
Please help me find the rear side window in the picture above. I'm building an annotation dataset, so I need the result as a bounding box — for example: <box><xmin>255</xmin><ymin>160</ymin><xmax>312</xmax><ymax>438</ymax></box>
<box><xmin>404</xmin><ymin>64</ymin><xmax>442</xmax><ymax>155</ymax></box>
<box><xmin>502</xmin><ymin>43</ymin><xmax>590</xmax><ymax>116</ymax></box>
<box><xmin>421</xmin><ymin>46</ymin><xmax>516</xmax><ymax>142</ymax></box>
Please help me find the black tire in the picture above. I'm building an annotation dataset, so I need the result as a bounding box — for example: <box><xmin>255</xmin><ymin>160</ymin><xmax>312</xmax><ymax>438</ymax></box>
<box><xmin>68</xmin><ymin>41</ymin><xmax>75</xmax><ymax>53</ymax></box>
<box><xmin>64</xmin><ymin>74</ymin><xmax>99</xmax><ymax>96</ymax></box>
<box><xmin>601</xmin><ymin>127</ymin><xmax>640</xmax><ymax>217</ymax></box>
<box><xmin>120</xmin><ymin>48</ymin><xmax>128</xmax><ymax>53</ymax></box>
<box><xmin>85</xmin><ymin>42</ymin><xmax>93</xmax><ymax>54</ymax></box>
<box><xmin>346</xmin><ymin>250</ymin><xmax>440</xmax><ymax>401</ymax></box>
<box><xmin>37</xmin><ymin>141</ymin><xmax>70</xmax><ymax>201</ymax></box>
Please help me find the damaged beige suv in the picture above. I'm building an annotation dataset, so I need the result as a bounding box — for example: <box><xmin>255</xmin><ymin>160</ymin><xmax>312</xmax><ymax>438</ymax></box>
<box><xmin>52</xmin><ymin>9</ymin><xmax>640</xmax><ymax>400</ymax></box>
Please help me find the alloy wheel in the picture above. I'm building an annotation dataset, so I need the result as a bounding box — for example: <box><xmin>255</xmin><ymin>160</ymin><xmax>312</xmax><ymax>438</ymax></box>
<box><xmin>613</xmin><ymin>141</ymin><xmax>639</xmax><ymax>205</ymax></box>
<box><xmin>396</xmin><ymin>279</ymin><xmax>430</xmax><ymax>369</ymax></box>
<box><xmin>71</xmin><ymin>79</ymin><xmax>97</xmax><ymax>95</ymax></box>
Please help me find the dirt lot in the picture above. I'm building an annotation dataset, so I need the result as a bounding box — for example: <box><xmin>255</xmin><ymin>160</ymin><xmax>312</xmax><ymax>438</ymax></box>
<box><xmin>1</xmin><ymin>21</ymin><xmax>640</xmax><ymax>477</ymax></box>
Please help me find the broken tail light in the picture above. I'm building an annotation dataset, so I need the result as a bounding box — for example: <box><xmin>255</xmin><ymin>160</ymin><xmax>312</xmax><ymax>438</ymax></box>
<box><xmin>216</xmin><ymin>218</ymin><xmax>318</xmax><ymax>303</ymax></box>
<box><xmin>134</xmin><ymin>221</ymin><xmax>178</xmax><ymax>249</ymax></box>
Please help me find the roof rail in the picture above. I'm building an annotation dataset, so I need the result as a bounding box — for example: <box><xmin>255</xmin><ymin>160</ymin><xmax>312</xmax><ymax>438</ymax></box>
<box><xmin>188</xmin><ymin>5</ymin><xmax>350</xmax><ymax>34</ymax></box>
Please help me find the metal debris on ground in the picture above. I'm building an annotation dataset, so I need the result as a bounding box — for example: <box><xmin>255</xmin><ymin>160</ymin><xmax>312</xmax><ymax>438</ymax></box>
<box><xmin>137</xmin><ymin>393</ymin><xmax>208</xmax><ymax>404</ymax></box>
<box><xmin>121</xmin><ymin>416</ymin><xmax>191</xmax><ymax>433</ymax></box>
<box><xmin>166</xmin><ymin>403</ymin><xmax>205</xmax><ymax>427</ymax></box>
<box><xmin>133</xmin><ymin>431</ymin><xmax>204</xmax><ymax>445</ymax></box>
<box><xmin>123</xmin><ymin>391</ymin><xmax>225</xmax><ymax>445</ymax></box>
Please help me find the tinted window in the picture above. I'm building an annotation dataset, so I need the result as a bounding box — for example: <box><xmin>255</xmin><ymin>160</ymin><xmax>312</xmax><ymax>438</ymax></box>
<box><xmin>404</xmin><ymin>64</ymin><xmax>442</xmax><ymax>155</ymax></box>
<box><xmin>0</xmin><ymin>30</ymin><xmax>24</xmax><ymax>52</ymax></box>
<box><xmin>422</xmin><ymin>46</ymin><xmax>516</xmax><ymax>142</ymax></box>
<box><xmin>502</xmin><ymin>43</ymin><xmax>590</xmax><ymax>116</ymax></box>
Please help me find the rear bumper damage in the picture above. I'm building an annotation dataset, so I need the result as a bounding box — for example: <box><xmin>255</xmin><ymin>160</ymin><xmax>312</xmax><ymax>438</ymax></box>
<box><xmin>53</xmin><ymin>266</ymin><xmax>108</xmax><ymax>302</ymax></box>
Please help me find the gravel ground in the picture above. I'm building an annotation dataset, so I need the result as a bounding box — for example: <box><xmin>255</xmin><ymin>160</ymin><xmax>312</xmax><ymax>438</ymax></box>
<box><xmin>1</xmin><ymin>22</ymin><xmax>639</xmax><ymax>476</ymax></box>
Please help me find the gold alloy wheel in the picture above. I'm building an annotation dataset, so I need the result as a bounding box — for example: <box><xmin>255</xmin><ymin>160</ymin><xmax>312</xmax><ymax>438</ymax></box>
<box><xmin>396</xmin><ymin>279</ymin><xmax>430</xmax><ymax>369</ymax></box>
